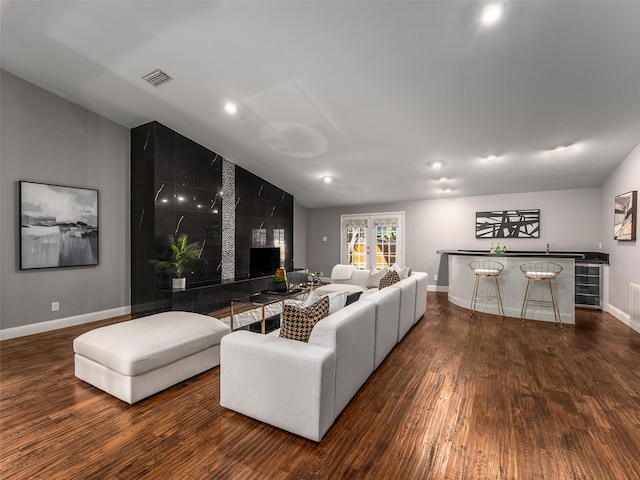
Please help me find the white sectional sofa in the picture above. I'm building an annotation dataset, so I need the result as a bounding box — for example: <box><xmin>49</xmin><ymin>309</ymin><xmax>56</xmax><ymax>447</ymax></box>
<box><xmin>220</xmin><ymin>270</ymin><xmax>428</xmax><ymax>441</ymax></box>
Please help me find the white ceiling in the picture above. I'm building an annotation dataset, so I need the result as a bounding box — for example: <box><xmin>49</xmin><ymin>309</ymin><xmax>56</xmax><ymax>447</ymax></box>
<box><xmin>2</xmin><ymin>1</ymin><xmax>639</xmax><ymax>208</ymax></box>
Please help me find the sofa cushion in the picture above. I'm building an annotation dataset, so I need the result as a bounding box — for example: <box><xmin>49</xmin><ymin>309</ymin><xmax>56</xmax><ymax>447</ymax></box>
<box><xmin>73</xmin><ymin>312</ymin><xmax>230</xmax><ymax>376</ymax></box>
<box><xmin>313</xmin><ymin>283</ymin><xmax>366</xmax><ymax>296</ymax></box>
<box><xmin>367</xmin><ymin>266</ymin><xmax>389</xmax><ymax>288</ymax></box>
<box><xmin>361</xmin><ymin>286</ymin><xmax>401</xmax><ymax>369</ymax></box>
<box><xmin>330</xmin><ymin>264</ymin><xmax>356</xmax><ymax>280</ymax></box>
<box><xmin>308</xmin><ymin>301</ymin><xmax>376</xmax><ymax>417</ymax></box>
<box><xmin>332</xmin><ymin>269</ymin><xmax>370</xmax><ymax>289</ymax></box>
<box><xmin>379</xmin><ymin>269</ymin><xmax>400</xmax><ymax>289</ymax></box>
<box><xmin>389</xmin><ymin>276</ymin><xmax>418</xmax><ymax>341</ymax></box>
<box><xmin>280</xmin><ymin>296</ymin><xmax>330</xmax><ymax>342</ymax></box>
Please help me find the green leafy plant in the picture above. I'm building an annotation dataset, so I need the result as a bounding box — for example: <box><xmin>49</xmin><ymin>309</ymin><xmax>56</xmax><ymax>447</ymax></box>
<box><xmin>149</xmin><ymin>234</ymin><xmax>201</xmax><ymax>278</ymax></box>
<box><xmin>310</xmin><ymin>271</ymin><xmax>323</xmax><ymax>285</ymax></box>
<box><xmin>273</xmin><ymin>267</ymin><xmax>287</xmax><ymax>283</ymax></box>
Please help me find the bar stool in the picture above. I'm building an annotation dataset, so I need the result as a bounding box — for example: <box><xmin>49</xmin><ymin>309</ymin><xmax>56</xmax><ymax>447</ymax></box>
<box><xmin>468</xmin><ymin>260</ymin><xmax>505</xmax><ymax>322</ymax></box>
<box><xmin>520</xmin><ymin>262</ymin><xmax>563</xmax><ymax>330</ymax></box>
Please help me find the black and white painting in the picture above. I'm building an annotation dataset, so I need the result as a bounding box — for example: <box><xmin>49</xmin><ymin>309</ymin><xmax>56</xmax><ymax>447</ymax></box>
<box><xmin>614</xmin><ymin>191</ymin><xmax>637</xmax><ymax>241</ymax></box>
<box><xmin>476</xmin><ymin>209</ymin><xmax>540</xmax><ymax>238</ymax></box>
<box><xmin>20</xmin><ymin>181</ymin><xmax>99</xmax><ymax>269</ymax></box>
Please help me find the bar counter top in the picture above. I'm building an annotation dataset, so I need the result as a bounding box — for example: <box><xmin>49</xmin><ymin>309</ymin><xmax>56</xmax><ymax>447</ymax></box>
<box><xmin>437</xmin><ymin>250</ymin><xmax>609</xmax><ymax>263</ymax></box>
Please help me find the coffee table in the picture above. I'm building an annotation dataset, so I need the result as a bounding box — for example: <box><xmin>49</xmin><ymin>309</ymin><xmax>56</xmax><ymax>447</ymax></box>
<box><xmin>230</xmin><ymin>288</ymin><xmax>310</xmax><ymax>333</ymax></box>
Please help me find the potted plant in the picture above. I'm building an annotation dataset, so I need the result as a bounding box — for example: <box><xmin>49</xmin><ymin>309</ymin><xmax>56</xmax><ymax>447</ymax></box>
<box><xmin>309</xmin><ymin>271</ymin><xmax>324</xmax><ymax>286</ymax></box>
<box><xmin>271</xmin><ymin>267</ymin><xmax>289</xmax><ymax>292</ymax></box>
<box><xmin>150</xmin><ymin>234</ymin><xmax>201</xmax><ymax>289</ymax></box>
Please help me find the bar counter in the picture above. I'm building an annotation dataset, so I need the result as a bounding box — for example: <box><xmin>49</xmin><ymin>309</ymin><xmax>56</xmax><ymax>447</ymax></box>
<box><xmin>437</xmin><ymin>250</ymin><xmax>578</xmax><ymax>324</ymax></box>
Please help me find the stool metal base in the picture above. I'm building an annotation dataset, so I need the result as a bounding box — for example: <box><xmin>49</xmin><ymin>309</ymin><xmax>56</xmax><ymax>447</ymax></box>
<box><xmin>520</xmin><ymin>278</ymin><xmax>563</xmax><ymax>331</ymax></box>
<box><xmin>469</xmin><ymin>274</ymin><xmax>505</xmax><ymax>322</ymax></box>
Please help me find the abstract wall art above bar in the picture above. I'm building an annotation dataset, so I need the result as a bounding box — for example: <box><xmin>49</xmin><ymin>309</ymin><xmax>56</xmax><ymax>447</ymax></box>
<box><xmin>476</xmin><ymin>209</ymin><xmax>540</xmax><ymax>239</ymax></box>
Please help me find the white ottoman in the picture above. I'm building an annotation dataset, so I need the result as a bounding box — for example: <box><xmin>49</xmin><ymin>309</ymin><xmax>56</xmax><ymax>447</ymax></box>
<box><xmin>74</xmin><ymin>311</ymin><xmax>230</xmax><ymax>403</ymax></box>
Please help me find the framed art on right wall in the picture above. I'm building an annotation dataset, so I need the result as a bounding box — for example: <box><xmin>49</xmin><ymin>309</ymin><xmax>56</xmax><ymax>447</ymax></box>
<box><xmin>614</xmin><ymin>190</ymin><xmax>637</xmax><ymax>241</ymax></box>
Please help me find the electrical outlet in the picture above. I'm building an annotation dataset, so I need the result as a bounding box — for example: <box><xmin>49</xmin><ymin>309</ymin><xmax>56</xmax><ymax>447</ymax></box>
<box><xmin>52</xmin><ymin>302</ymin><xmax>59</xmax><ymax>312</ymax></box>
<box><xmin>433</xmin><ymin>274</ymin><xmax>438</xmax><ymax>281</ymax></box>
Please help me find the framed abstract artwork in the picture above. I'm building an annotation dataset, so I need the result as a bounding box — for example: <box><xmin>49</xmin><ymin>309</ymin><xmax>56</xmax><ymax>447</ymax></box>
<box><xmin>476</xmin><ymin>209</ymin><xmax>540</xmax><ymax>238</ymax></box>
<box><xmin>20</xmin><ymin>181</ymin><xmax>99</xmax><ymax>269</ymax></box>
<box><xmin>614</xmin><ymin>190</ymin><xmax>637</xmax><ymax>241</ymax></box>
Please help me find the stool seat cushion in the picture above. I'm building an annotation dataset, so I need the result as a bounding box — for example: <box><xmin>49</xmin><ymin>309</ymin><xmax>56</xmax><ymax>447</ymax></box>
<box><xmin>74</xmin><ymin>312</ymin><xmax>229</xmax><ymax>376</ymax></box>
<box><xmin>474</xmin><ymin>268</ymin><xmax>500</xmax><ymax>275</ymax></box>
<box><xmin>525</xmin><ymin>271</ymin><xmax>557</xmax><ymax>279</ymax></box>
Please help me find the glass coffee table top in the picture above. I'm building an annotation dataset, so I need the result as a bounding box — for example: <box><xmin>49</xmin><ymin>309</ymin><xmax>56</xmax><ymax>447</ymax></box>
<box><xmin>230</xmin><ymin>288</ymin><xmax>310</xmax><ymax>333</ymax></box>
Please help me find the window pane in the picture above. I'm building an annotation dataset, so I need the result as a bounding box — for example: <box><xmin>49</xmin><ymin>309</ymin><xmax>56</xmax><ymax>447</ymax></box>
<box><xmin>347</xmin><ymin>227</ymin><xmax>366</xmax><ymax>270</ymax></box>
<box><xmin>273</xmin><ymin>228</ymin><xmax>285</xmax><ymax>267</ymax></box>
<box><xmin>375</xmin><ymin>225</ymin><xmax>397</xmax><ymax>268</ymax></box>
<box><xmin>252</xmin><ymin>228</ymin><xmax>266</xmax><ymax>247</ymax></box>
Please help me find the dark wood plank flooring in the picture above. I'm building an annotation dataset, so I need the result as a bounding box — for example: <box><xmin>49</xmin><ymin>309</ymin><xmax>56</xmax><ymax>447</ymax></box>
<box><xmin>2</xmin><ymin>293</ymin><xmax>640</xmax><ymax>479</ymax></box>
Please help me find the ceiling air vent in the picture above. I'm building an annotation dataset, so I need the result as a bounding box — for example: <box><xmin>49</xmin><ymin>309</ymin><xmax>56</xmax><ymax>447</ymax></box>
<box><xmin>142</xmin><ymin>69</ymin><xmax>172</xmax><ymax>87</ymax></box>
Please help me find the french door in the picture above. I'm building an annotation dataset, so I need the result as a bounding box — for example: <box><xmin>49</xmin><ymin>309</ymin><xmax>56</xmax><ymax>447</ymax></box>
<box><xmin>340</xmin><ymin>212</ymin><xmax>404</xmax><ymax>270</ymax></box>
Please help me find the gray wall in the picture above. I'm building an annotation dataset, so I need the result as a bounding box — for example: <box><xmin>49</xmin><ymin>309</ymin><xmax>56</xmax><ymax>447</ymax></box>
<box><xmin>306</xmin><ymin>188</ymin><xmax>601</xmax><ymax>287</ymax></box>
<box><xmin>599</xmin><ymin>145</ymin><xmax>640</xmax><ymax>320</ymax></box>
<box><xmin>0</xmin><ymin>71</ymin><xmax>130</xmax><ymax>330</ymax></box>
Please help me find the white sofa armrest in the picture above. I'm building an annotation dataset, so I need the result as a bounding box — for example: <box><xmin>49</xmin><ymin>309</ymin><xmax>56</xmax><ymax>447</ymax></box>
<box><xmin>220</xmin><ymin>331</ymin><xmax>336</xmax><ymax>442</ymax></box>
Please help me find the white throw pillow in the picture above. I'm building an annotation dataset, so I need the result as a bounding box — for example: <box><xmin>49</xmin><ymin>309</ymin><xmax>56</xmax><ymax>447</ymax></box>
<box><xmin>302</xmin><ymin>290</ymin><xmax>347</xmax><ymax>315</ymax></box>
<box><xmin>368</xmin><ymin>266</ymin><xmax>389</xmax><ymax>288</ymax></box>
<box><xmin>302</xmin><ymin>291</ymin><xmax>321</xmax><ymax>308</ymax></box>
<box><xmin>330</xmin><ymin>264</ymin><xmax>356</xmax><ymax>281</ymax></box>
<box><xmin>325</xmin><ymin>291</ymin><xmax>348</xmax><ymax>315</ymax></box>
<box><xmin>390</xmin><ymin>263</ymin><xmax>411</xmax><ymax>280</ymax></box>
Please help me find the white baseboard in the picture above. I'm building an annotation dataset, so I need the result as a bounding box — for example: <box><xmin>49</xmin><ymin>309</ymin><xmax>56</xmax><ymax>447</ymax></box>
<box><xmin>606</xmin><ymin>303</ymin><xmax>639</xmax><ymax>334</ymax></box>
<box><xmin>428</xmin><ymin>285</ymin><xmax>449</xmax><ymax>293</ymax></box>
<box><xmin>0</xmin><ymin>306</ymin><xmax>131</xmax><ymax>341</ymax></box>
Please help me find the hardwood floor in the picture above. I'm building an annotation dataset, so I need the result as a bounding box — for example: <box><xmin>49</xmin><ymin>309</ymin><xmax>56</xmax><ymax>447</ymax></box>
<box><xmin>2</xmin><ymin>293</ymin><xmax>640</xmax><ymax>479</ymax></box>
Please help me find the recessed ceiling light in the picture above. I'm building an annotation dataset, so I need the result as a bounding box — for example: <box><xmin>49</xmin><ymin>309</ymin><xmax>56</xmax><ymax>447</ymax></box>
<box><xmin>484</xmin><ymin>154</ymin><xmax>498</xmax><ymax>160</ymax></box>
<box><xmin>443</xmin><ymin>187</ymin><xmax>455</xmax><ymax>193</ymax></box>
<box><xmin>553</xmin><ymin>144</ymin><xmax>569</xmax><ymax>152</ymax></box>
<box><xmin>429</xmin><ymin>161</ymin><xmax>445</xmax><ymax>168</ymax></box>
<box><xmin>481</xmin><ymin>2</ymin><xmax>505</xmax><ymax>26</ymax></box>
<box><xmin>439</xmin><ymin>177</ymin><xmax>449</xmax><ymax>182</ymax></box>
<box><xmin>224</xmin><ymin>102</ymin><xmax>238</xmax><ymax>114</ymax></box>
<box><xmin>322</xmin><ymin>176</ymin><xmax>333</xmax><ymax>184</ymax></box>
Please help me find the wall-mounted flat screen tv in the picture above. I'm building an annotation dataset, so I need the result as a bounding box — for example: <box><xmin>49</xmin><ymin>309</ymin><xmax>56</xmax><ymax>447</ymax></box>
<box><xmin>250</xmin><ymin>247</ymin><xmax>281</xmax><ymax>276</ymax></box>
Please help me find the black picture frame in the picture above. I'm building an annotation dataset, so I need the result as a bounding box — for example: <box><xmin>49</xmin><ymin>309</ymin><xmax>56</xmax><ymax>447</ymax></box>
<box><xmin>19</xmin><ymin>181</ymin><xmax>99</xmax><ymax>269</ymax></box>
<box><xmin>476</xmin><ymin>209</ymin><xmax>540</xmax><ymax>238</ymax></box>
<box><xmin>614</xmin><ymin>191</ymin><xmax>637</xmax><ymax>241</ymax></box>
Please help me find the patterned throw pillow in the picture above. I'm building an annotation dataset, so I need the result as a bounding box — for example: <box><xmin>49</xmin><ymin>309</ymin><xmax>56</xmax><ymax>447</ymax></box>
<box><xmin>280</xmin><ymin>296</ymin><xmax>330</xmax><ymax>342</ymax></box>
<box><xmin>379</xmin><ymin>269</ymin><xmax>400</xmax><ymax>289</ymax></box>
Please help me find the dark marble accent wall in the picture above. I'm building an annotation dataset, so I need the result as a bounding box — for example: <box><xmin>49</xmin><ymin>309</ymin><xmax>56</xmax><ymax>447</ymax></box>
<box><xmin>131</xmin><ymin>121</ymin><xmax>294</xmax><ymax>316</ymax></box>
<box><xmin>234</xmin><ymin>165</ymin><xmax>294</xmax><ymax>277</ymax></box>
